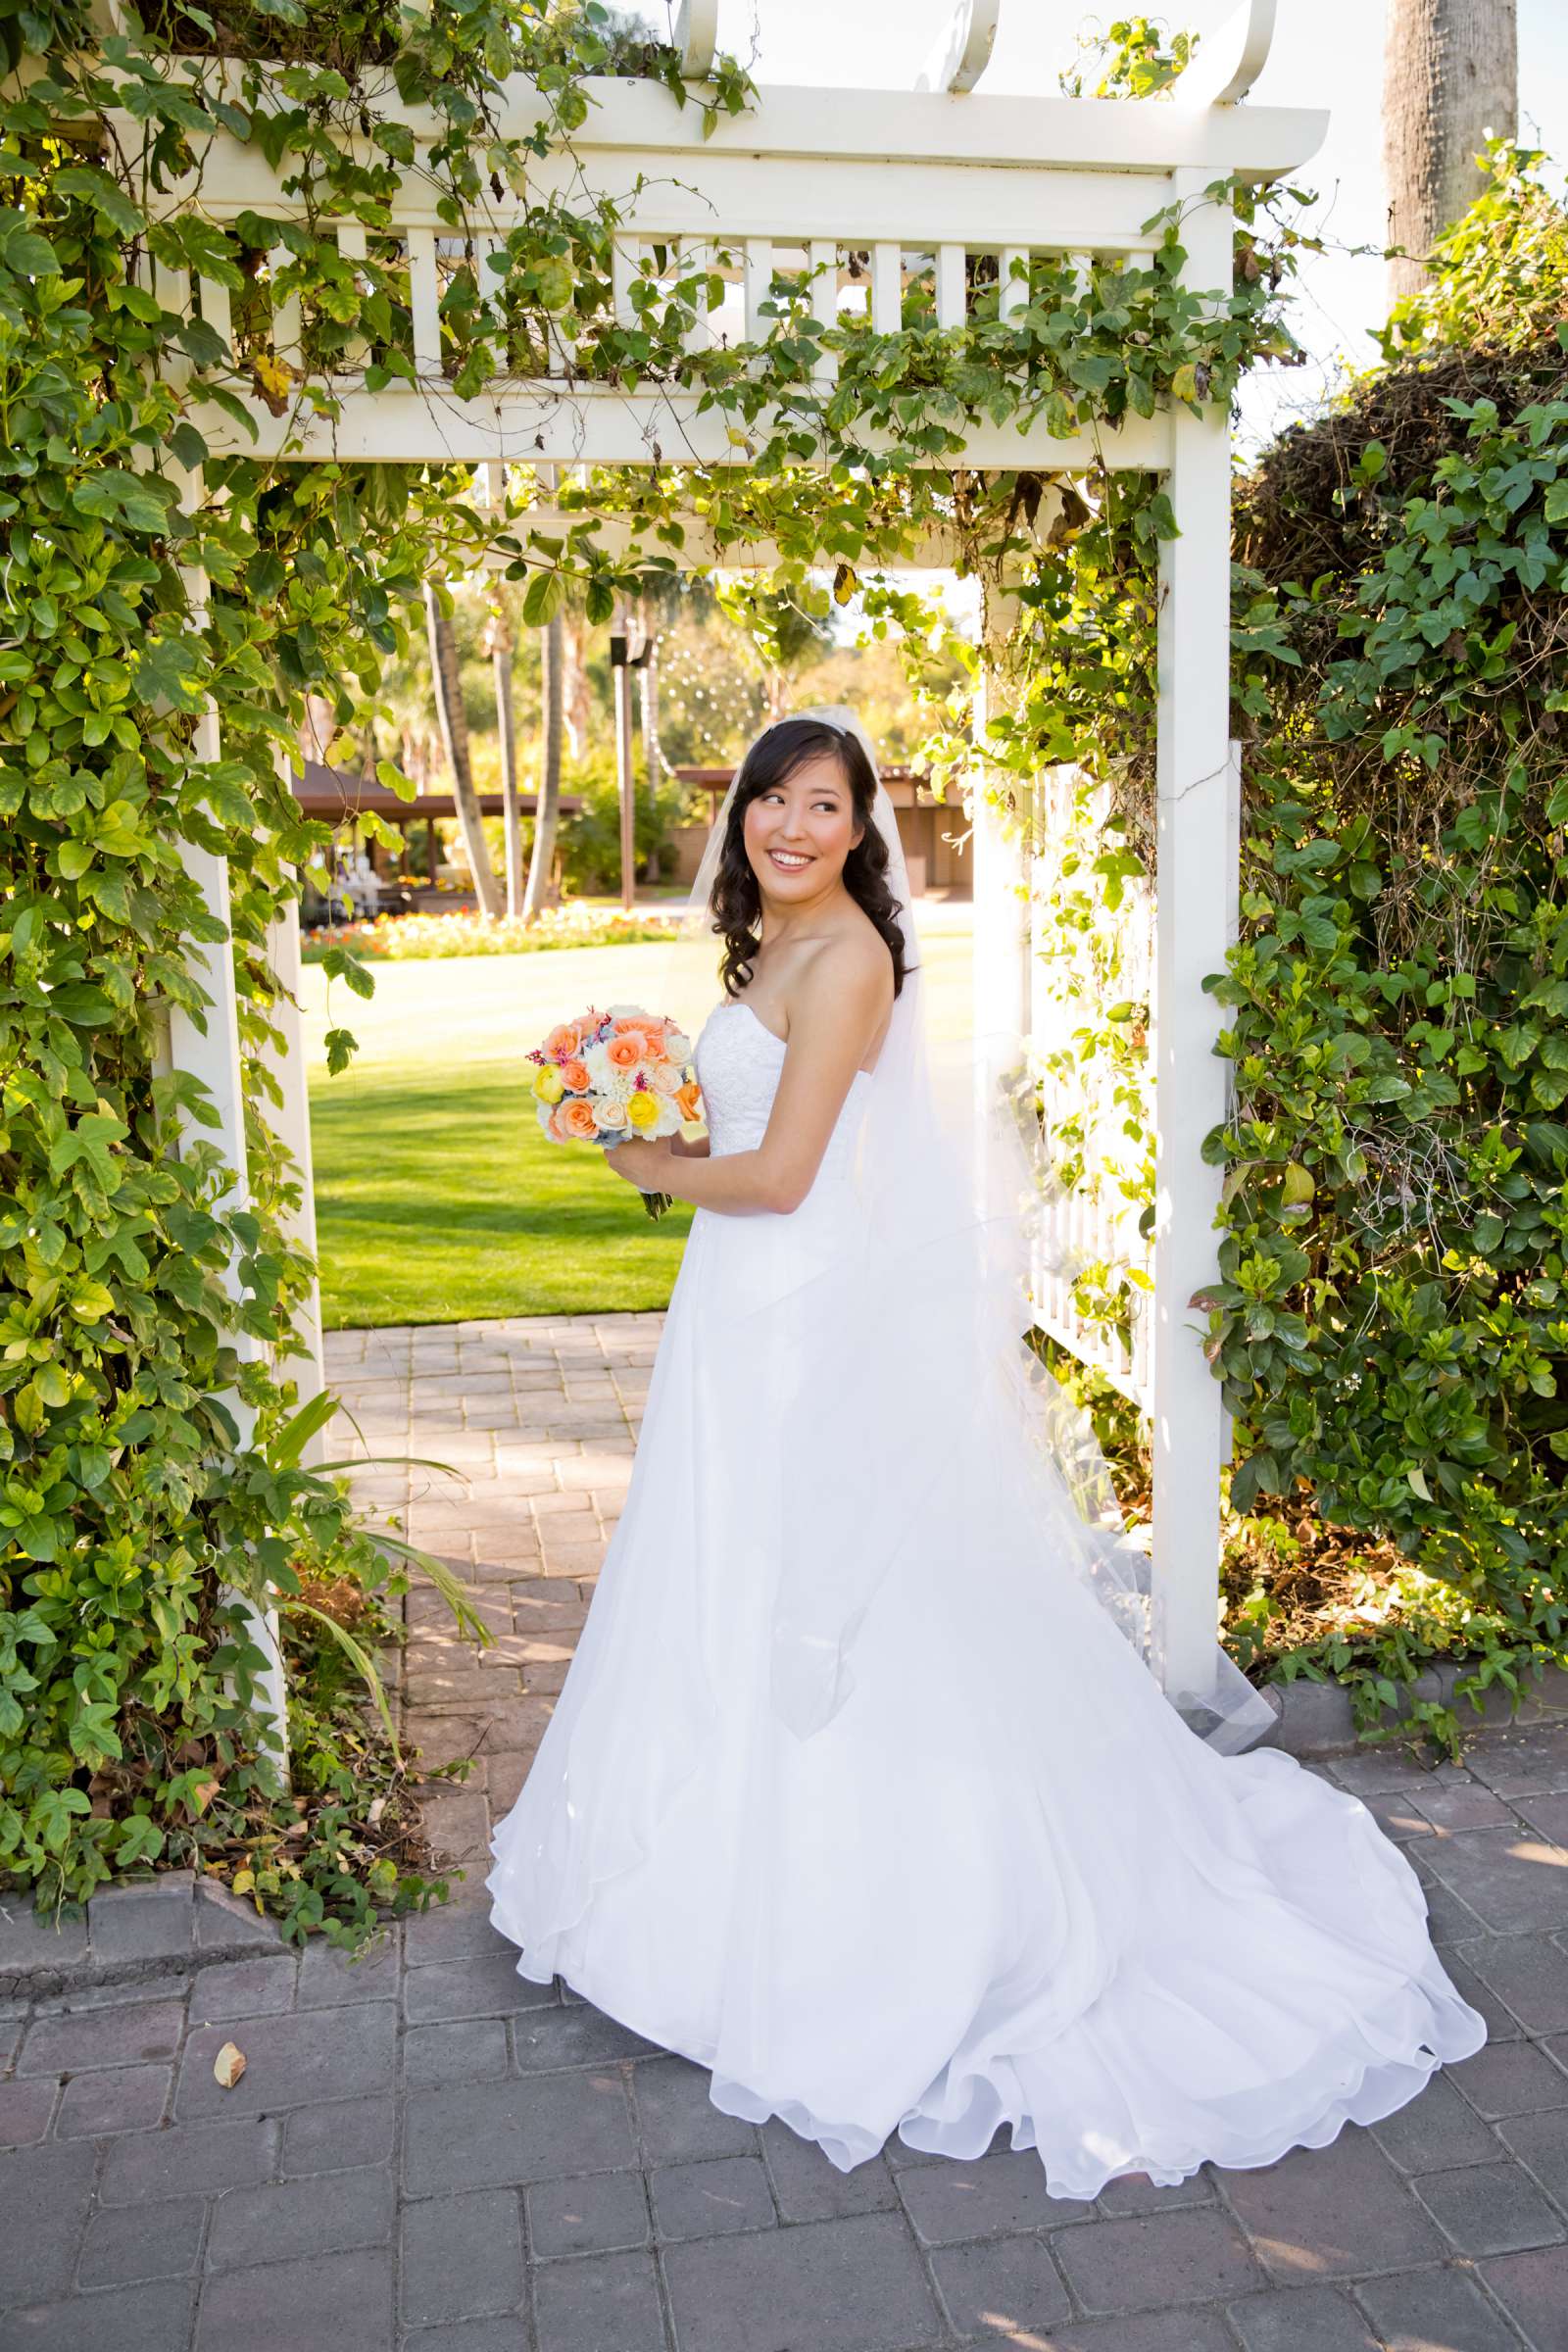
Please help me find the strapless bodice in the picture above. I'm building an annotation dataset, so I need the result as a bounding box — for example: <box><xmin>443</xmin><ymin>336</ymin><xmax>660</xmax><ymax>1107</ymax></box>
<box><xmin>693</xmin><ymin>999</ymin><xmax>870</xmax><ymax>1172</ymax></box>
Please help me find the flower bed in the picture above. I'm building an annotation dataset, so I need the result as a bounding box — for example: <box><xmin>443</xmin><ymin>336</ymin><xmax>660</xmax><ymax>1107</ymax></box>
<box><xmin>301</xmin><ymin>906</ymin><xmax>679</xmax><ymax>961</ymax></box>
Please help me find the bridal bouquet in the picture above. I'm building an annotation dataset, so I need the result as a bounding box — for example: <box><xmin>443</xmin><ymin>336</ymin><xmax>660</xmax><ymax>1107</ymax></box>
<box><xmin>528</xmin><ymin>1004</ymin><xmax>705</xmax><ymax>1220</ymax></box>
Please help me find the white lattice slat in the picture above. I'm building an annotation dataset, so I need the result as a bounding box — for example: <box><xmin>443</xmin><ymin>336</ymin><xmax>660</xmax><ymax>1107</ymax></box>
<box><xmin>681</xmin><ymin>238</ymin><xmax>714</xmax><ymax>352</ymax></box>
<box><xmin>870</xmin><ymin>242</ymin><xmax>902</xmax><ymax>334</ymax></box>
<box><xmin>268</xmin><ymin>247</ymin><xmax>301</xmax><ymax>367</ymax></box>
<box><xmin>330</xmin><ymin>221</ymin><xmax>369</xmax><ymax>372</ymax></box>
<box><xmin>744</xmin><ymin>238</ymin><xmax>774</xmax><ymax>340</ymax></box>
<box><xmin>153</xmin><ymin>261</ymin><xmax>192</xmax><ymax>386</ymax></box>
<box><xmin>808</xmin><ymin>239</ymin><xmax>839</xmax><ymax>383</ymax></box>
<box><xmin>516</xmin><ymin>152</ymin><xmax>1200</xmax><ymax>252</ymax></box>
<box><xmin>200</xmin><ymin>270</ymin><xmax>233</xmax><ymax>363</ymax></box>
<box><xmin>407</xmin><ymin>226</ymin><xmax>440</xmax><ymax>376</ymax></box>
<box><xmin>473</xmin><ymin>229</ymin><xmax>506</xmax><ymax>320</ymax></box>
<box><xmin>936</xmin><ymin>243</ymin><xmax>966</xmax><ymax>328</ymax></box>
<box><xmin>195</xmin><ymin>385</ymin><xmax>1173</xmax><ymax>467</ymax></box>
<box><xmin>612</xmin><ymin>238</ymin><xmax>638</xmax><ymax>329</ymax></box>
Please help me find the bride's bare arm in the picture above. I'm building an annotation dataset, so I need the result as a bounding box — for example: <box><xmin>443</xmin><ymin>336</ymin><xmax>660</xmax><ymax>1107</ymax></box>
<box><xmin>607</xmin><ymin>940</ymin><xmax>891</xmax><ymax>1214</ymax></box>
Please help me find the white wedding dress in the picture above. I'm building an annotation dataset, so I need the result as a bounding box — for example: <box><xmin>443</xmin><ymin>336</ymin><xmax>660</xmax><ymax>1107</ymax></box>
<box><xmin>485</xmin><ymin>993</ymin><xmax>1486</xmax><ymax>2197</ymax></box>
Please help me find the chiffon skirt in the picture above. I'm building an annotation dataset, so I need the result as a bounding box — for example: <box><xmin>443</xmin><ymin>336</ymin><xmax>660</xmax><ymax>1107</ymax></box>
<box><xmin>486</xmin><ymin>1191</ymin><xmax>1486</xmax><ymax>2197</ymax></box>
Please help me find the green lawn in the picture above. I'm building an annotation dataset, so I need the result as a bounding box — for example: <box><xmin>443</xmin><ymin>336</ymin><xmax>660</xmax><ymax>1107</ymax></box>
<box><xmin>303</xmin><ymin>913</ymin><xmax>972</xmax><ymax>1327</ymax></box>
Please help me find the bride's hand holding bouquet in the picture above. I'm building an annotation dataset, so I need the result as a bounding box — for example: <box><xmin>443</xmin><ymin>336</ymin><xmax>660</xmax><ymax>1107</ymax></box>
<box><xmin>528</xmin><ymin>1004</ymin><xmax>706</xmax><ymax>1220</ymax></box>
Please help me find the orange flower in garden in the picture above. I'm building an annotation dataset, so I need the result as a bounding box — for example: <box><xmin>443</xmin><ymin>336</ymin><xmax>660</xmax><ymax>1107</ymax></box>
<box><xmin>551</xmin><ymin>1098</ymin><xmax>601</xmax><ymax>1142</ymax></box>
<box><xmin>606</xmin><ymin>1034</ymin><xmax>644</xmax><ymax>1071</ymax></box>
<box><xmin>560</xmin><ymin>1058</ymin><xmax>592</xmax><ymax>1093</ymax></box>
<box><xmin>545</xmin><ymin>1021</ymin><xmax>585</xmax><ymax>1059</ymax></box>
<box><xmin>675</xmin><ymin>1080</ymin><xmax>704</xmax><ymax>1122</ymax></box>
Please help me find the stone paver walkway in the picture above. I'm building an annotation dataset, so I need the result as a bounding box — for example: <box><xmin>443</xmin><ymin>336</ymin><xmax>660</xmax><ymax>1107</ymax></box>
<box><xmin>3</xmin><ymin>1313</ymin><xmax>1568</xmax><ymax>2350</ymax></box>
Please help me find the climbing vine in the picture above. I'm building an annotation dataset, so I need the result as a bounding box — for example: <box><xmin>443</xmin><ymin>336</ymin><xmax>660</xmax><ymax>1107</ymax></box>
<box><xmin>0</xmin><ymin>0</ymin><xmax>1334</xmax><ymax>1924</ymax></box>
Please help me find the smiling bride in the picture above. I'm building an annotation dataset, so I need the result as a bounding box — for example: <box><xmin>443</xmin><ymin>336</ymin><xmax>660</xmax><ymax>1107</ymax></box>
<box><xmin>485</xmin><ymin>707</ymin><xmax>1485</xmax><ymax>2195</ymax></box>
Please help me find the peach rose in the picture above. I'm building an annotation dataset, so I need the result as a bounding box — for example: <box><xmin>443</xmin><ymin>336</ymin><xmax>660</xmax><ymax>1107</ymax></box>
<box><xmin>606</xmin><ymin>1033</ymin><xmax>644</xmax><ymax>1072</ymax></box>
<box><xmin>550</xmin><ymin>1098</ymin><xmax>601</xmax><ymax>1142</ymax></box>
<box><xmin>675</xmin><ymin>1079</ymin><xmax>704</xmax><ymax>1123</ymax></box>
<box><xmin>560</xmin><ymin>1057</ymin><xmax>592</xmax><ymax>1094</ymax></box>
<box><xmin>596</xmin><ymin>1097</ymin><xmax>629</xmax><ymax>1130</ymax></box>
<box><xmin>649</xmin><ymin>1061</ymin><xmax>682</xmax><ymax>1097</ymax></box>
<box><xmin>545</xmin><ymin>1021</ymin><xmax>584</xmax><ymax>1060</ymax></box>
<box><xmin>612</xmin><ymin>1013</ymin><xmax>664</xmax><ymax>1042</ymax></box>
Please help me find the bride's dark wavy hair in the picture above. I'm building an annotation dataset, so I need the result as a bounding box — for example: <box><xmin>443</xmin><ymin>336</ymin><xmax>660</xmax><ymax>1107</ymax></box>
<box><xmin>709</xmin><ymin>718</ymin><xmax>909</xmax><ymax>1000</ymax></box>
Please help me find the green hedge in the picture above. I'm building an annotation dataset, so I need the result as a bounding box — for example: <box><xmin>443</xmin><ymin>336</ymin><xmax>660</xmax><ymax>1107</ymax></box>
<box><xmin>1205</xmin><ymin>153</ymin><xmax>1568</xmax><ymax>1727</ymax></box>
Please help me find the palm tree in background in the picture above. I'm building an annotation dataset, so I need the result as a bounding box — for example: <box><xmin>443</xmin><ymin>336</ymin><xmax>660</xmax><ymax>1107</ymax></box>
<box><xmin>1384</xmin><ymin>0</ymin><xmax>1517</xmax><ymax>301</ymax></box>
<box><xmin>425</xmin><ymin>580</ymin><xmax>503</xmax><ymax>917</ymax></box>
<box><xmin>484</xmin><ymin>599</ymin><xmax>526</xmax><ymax>917</ymax></box>
<box><xmin>523</xmin><ymin>609</ymin><xmax>564</xmax><ymax>920</ymax></box>
<box><xmin>560</xmin><ymin>604</ymin><xmax>594</xmax><ymax>762</ymax></box>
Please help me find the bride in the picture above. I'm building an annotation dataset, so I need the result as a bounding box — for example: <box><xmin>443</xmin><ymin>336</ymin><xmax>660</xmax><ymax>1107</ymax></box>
<box><xmin>486</xmin><ymin>708</ymin><xmax>1485</xmax><ymax>2195</ymax></box>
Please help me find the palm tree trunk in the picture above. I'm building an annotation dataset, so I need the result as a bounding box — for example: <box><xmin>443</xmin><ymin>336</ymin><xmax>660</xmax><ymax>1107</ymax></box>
<box><xmin>1384</xmin><ymin>0</ymin><xmax>1517</xmax><ymax>303</ymax></box>
<box><xmin>560</xmin><ymin>605</ymin><xmax>593</xmax><ymax>763</ymax></box>
<box><xmin>489</xmin><ymin>608</ymin><xmax>524</xmax><ymax>918</ymax></box>
<box><xmin>424</xmin><ymin>581</ymin><xmax>502</xmax><ymax>918</ymax></box>
<box><xmin>523</xmin><ymin>610</ymin><xmax>564</xmax><ymax>921</ymax></box>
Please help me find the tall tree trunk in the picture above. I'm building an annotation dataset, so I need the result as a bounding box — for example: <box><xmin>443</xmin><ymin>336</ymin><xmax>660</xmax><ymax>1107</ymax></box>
<box><xmin>523</xmin><ymin>610</ymin><xmax>564</xmax><ymax>921</ymax></box>
<box><xmin>560</xmin><ymin>605</ymin><xmax>593</xmax><ymax>762</ymax></box>
<box><xmin>1384</xmin><ymin>0</ymin><xmax>1517</xmax><ymax>304</ymax></box>
<box><xmin>487</xmin><ymin>606</ymin><xmax>524</xmax><ymax>917</ymax></box>
<box><xmin>424</xmin><ymin>581</ymin><xmax>502</xmax><ymax>918</ymax></box>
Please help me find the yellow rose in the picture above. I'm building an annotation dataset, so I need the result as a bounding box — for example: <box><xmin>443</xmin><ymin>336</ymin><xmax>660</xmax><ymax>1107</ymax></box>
<box><xmin>533</xmin><ymin>1063</ymin><xmax>565</xmax><ymax>1103</ymax></box>
<box><xmin>626</xmin><ymin>1090</ymin><xmax>660</xmax><ymax>1131</ymax></box>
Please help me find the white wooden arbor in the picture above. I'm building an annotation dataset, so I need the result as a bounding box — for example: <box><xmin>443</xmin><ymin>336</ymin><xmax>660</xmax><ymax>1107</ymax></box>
<box><xmin>143</xmin><ymin>0</ymin><xmax>1326</xmax><ymax>1755</ymax></box>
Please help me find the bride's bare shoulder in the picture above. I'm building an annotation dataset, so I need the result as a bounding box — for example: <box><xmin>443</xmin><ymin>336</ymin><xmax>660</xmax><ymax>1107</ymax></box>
<box><xmin>795</xmin><ymin>919</ymin><xmax>895</xmax><ymax>1015</ymax></box>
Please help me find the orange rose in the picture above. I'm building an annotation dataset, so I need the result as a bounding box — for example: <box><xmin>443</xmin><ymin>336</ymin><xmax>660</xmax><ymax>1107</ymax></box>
<box><xmin>550</xmin><ymin>1098</ymin><xmax>601</xmax><ymax>1142</ymax></box>
<box><xmin>560</xmin><ymin>1057</ymin><xmax>592</xmax><ymax>1093</ymax></box>
<box><xmin>545</xmin><ymin>1021</ymin><xmax>584</xmax><ymax>1060</ymax></box>
<box><xmin>606</xmin><ymin>1033</ymin><xmax>643</xmax><ymax>1071</ymax></box>
<box><xmin>675</xmin><ymin>1079</ymin><xmax>704</xmax><ymax>1122</ymax></box>
<box><xmin>612</xmin><ymin>1013</ymin><xmax>664</xmax><ymax>1041</ymax></box>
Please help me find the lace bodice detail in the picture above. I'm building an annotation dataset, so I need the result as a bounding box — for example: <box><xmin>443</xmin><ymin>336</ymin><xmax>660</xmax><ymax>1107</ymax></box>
<box><xmin>693</xmin><ymin>1000</ymin><xmax>870</xmax><ymax>1173</ymax></box>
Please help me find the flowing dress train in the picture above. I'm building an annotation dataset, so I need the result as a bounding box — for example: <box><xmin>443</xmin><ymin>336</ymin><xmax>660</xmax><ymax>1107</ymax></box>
<box><xmin>486</xmin><ymin>996</ymin><xmax>1485</xmax><ymax>2195</ymax></box>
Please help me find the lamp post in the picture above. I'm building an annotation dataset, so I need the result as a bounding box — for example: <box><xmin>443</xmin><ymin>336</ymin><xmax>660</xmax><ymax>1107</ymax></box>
<box><xmin>610</xmin><ymin>604</ymin><xmax>656</xmax><ymax>914</ymax></box>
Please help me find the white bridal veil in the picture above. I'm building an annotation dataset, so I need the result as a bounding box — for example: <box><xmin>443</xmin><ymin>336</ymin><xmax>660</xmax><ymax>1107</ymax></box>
<box><xmin>662</xmin><ymin>705</ymin><xmax>1275</xmax><ymax>1754</ymax></box>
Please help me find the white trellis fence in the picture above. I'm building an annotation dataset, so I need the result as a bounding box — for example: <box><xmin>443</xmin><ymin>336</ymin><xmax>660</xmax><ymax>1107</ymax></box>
<box><xmin>133</xmin><ymin>0</ymin><xmax>1325</xmax><ymax>1746</ymax></box>
<box><xmin>1029</xmin><ymin>763</ymin><xmax>1158</xmax><ymax>1410</ymax></box>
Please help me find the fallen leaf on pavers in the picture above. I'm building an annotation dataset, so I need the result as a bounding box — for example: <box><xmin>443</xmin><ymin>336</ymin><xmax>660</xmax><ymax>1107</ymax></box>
<box><xmin>213</xmin><ymin>2041</ymin><xmax>247</xmax><ymax>2089</ymax></box>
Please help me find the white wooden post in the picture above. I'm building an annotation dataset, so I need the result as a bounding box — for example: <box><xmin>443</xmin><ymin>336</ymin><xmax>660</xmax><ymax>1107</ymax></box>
<box><xmin>165</xmin><ymin>456</ymin><xmax>290</xmax><ymax>1789</ymax></box>
<box><xmin>970</xmin><ymin>616</ymin><xmax>1031</xmax><ymax>1161</ymax></box>
<box><xmin>1151</xmin><ymin>169</ymin><xmax>1237</xmax><ymax>1717</ymax></box>
<box><xmin>262</xmin><ymin>887</ymin><xmax>327</xmax><ymax>1462</ymax></box>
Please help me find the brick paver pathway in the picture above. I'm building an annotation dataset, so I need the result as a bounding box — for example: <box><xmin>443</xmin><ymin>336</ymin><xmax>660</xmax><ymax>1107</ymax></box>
<box><xmin>3</xmin><ymin>1313</ymin><xmax>1568</xmax><ymax>2350</ymax></box>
